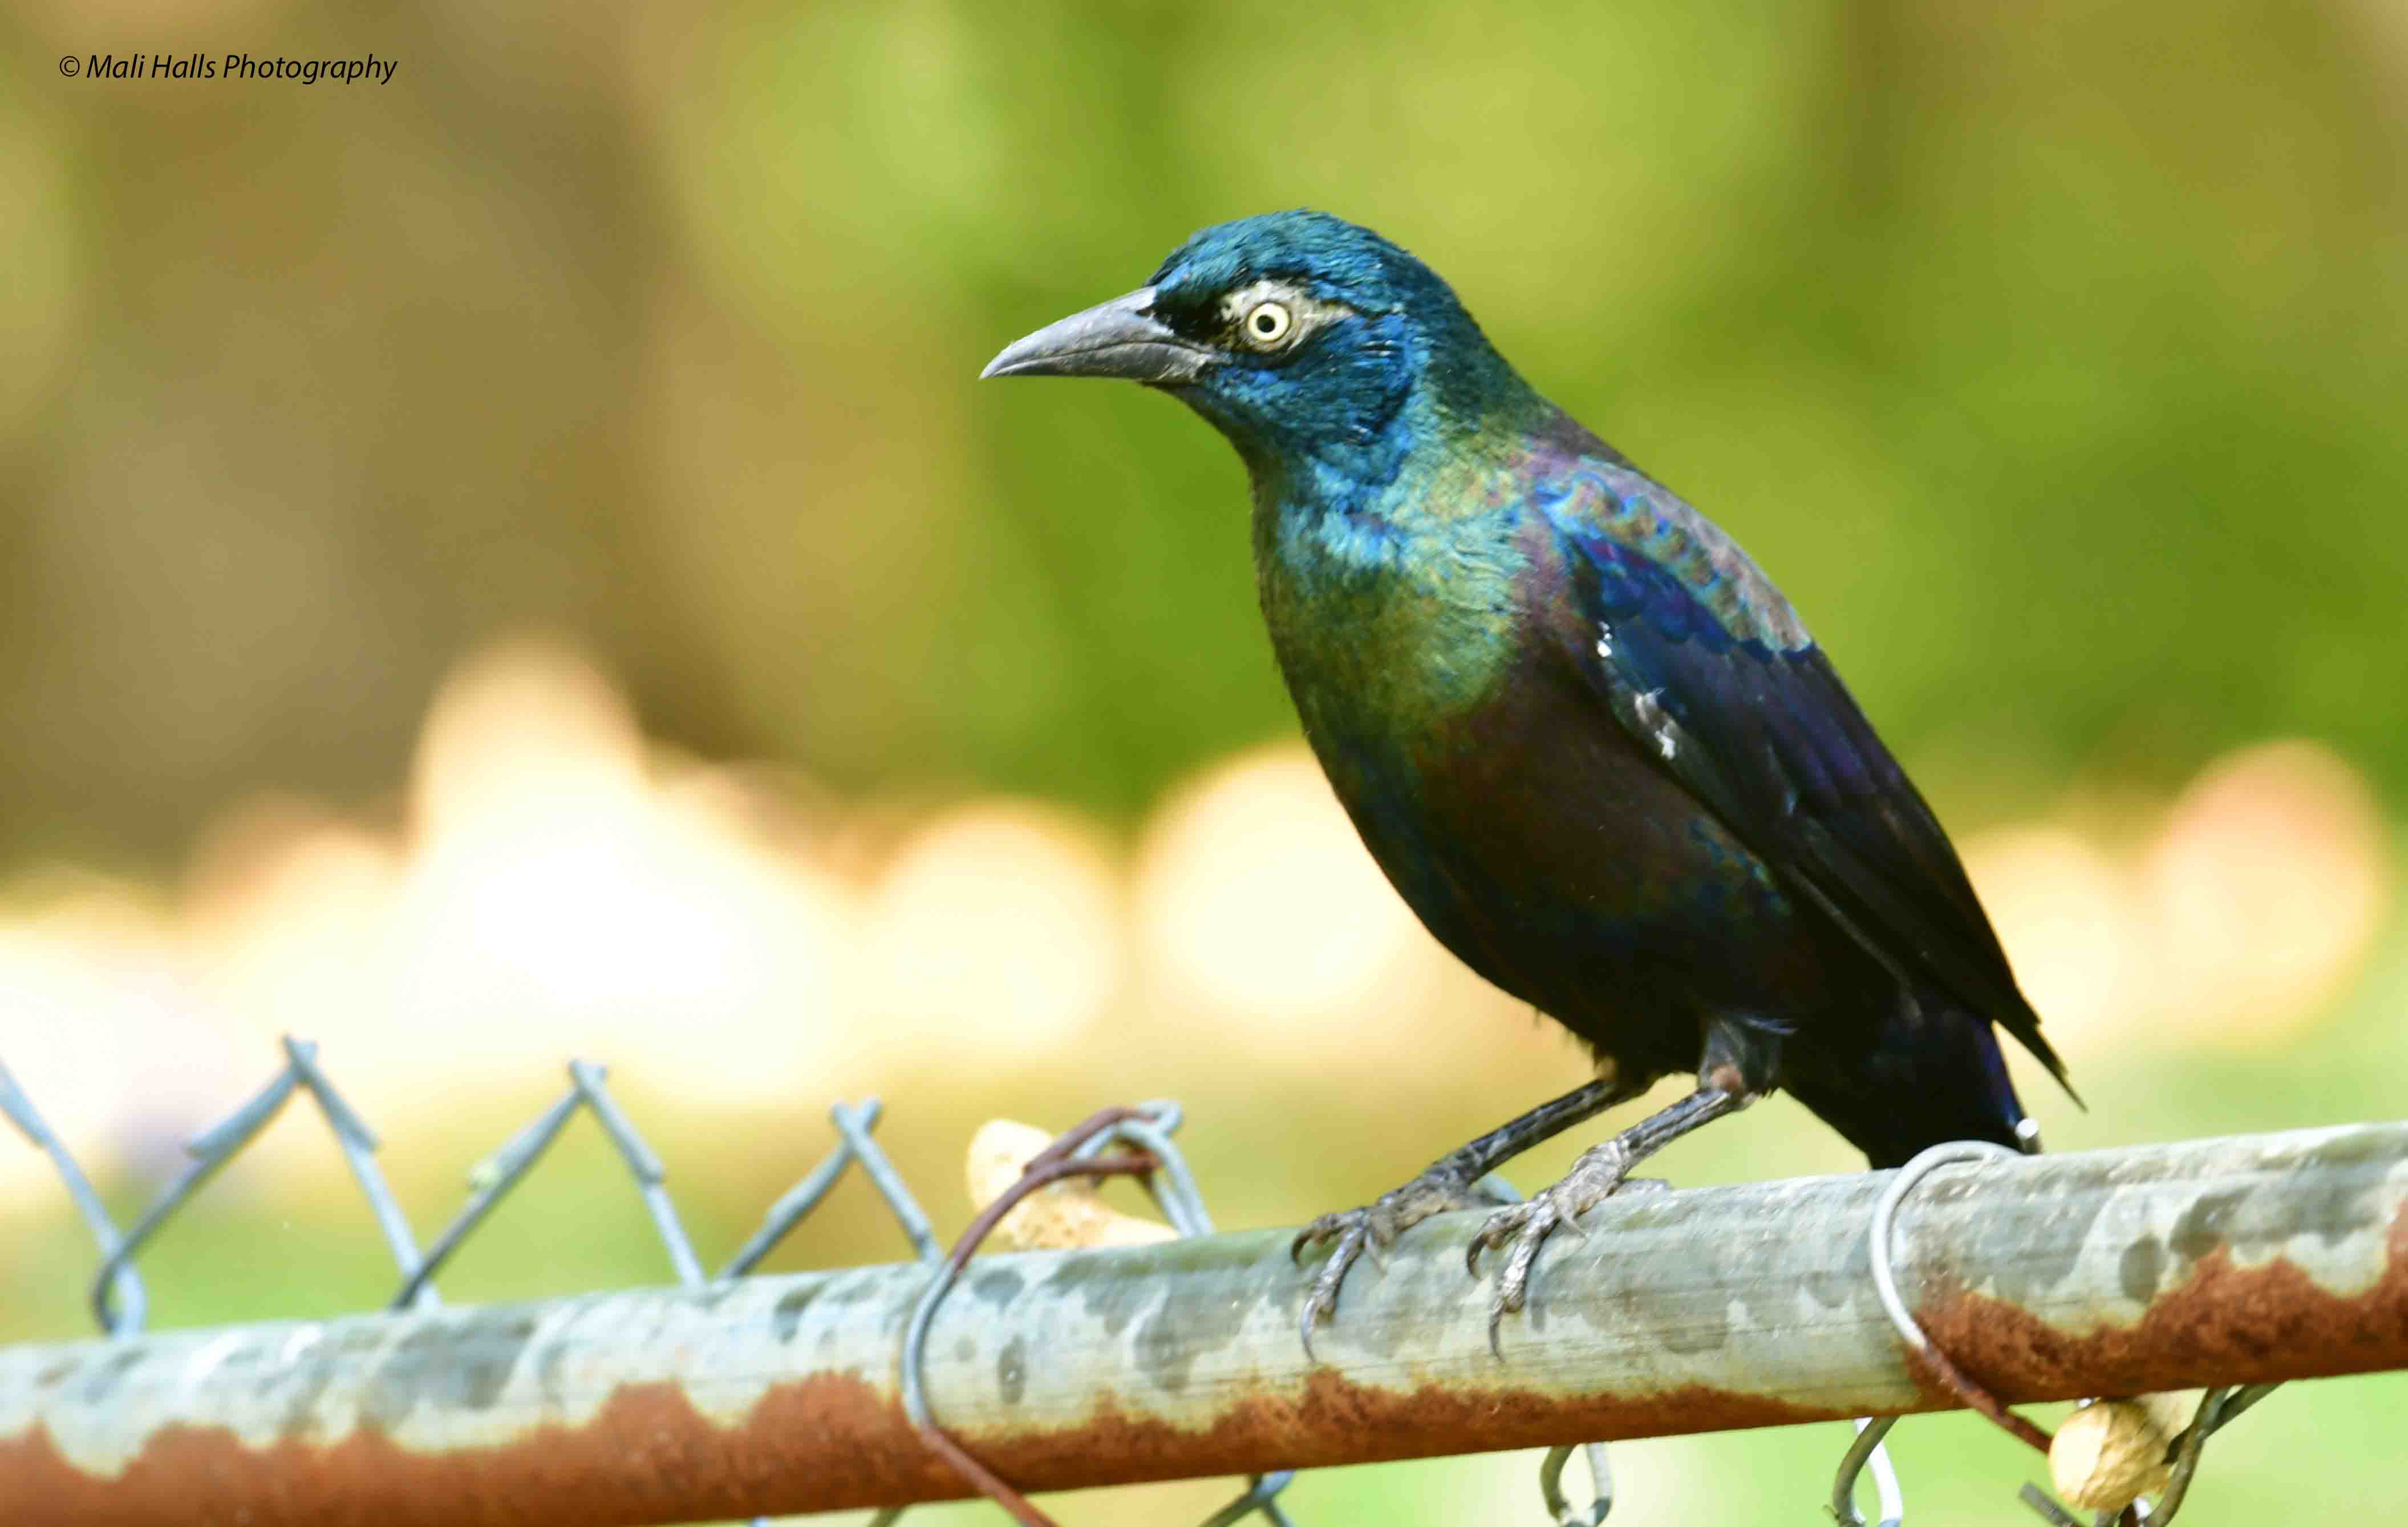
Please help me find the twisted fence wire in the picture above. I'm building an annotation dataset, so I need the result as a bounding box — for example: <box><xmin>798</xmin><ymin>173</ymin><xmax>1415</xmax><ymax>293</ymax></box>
<box><xmin>2</xmin><ymin>1059</ymin><xmax>148</xmax><ymax>1334</ymax></box>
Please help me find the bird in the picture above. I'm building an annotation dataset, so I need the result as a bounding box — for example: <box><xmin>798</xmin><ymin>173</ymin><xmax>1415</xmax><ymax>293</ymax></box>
<box><xmin>981</xmin><ymin>209</ymin><xmax>2075</xmax><ymax>1348</ymax></box>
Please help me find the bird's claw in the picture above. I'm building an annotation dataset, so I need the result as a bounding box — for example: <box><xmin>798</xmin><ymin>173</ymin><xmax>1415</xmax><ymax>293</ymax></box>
<box><xmin>1294</xmin><ymin>1212</ymin><xmax>1377</xmax><ymax>1356</ymax></box>
<box><xmin>1291</xmin><ymin>1204</ymin><xmax>1382</xmax><ymax>1265</ymax></box>
<box><xmin>1292</xmin><ymin>1171</ymin><xmax>1486</xmax><ymax>1356</ymax></box>
<box><xmin>1466</xmin><ymin>1144</ymin><xmax>1643</xmax><ymax>1355</ymax></box>
<box><xmin>1467</xmin><ymin>1196</ymin><xmax>1566</xmax><ymax>1355</ymax></box>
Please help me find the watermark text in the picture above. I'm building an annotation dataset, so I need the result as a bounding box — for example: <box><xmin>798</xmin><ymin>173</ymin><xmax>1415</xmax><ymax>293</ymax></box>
<box><xmin>62</xmin><ymin>52</ymin><xmax>398</xmax><ymax>85</ymax></box>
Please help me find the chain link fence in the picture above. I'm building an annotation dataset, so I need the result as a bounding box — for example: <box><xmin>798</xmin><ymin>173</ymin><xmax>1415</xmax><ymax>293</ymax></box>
<box><xmin>1</xmin><ymin>1038</ymin><xmax>1317</xmax><ymax>1527</ymax></box>
<box><xmin>6</xmin><ymin>1037</ymin><xmax>2401</xmax><ymax>1526</ymax></box>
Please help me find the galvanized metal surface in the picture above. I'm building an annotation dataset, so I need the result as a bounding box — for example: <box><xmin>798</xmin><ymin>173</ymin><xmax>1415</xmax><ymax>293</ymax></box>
<box><xmin>3</xmin><ymin>1120</ymin><xmax>2403</xmax><ymax>1526</ymax></box>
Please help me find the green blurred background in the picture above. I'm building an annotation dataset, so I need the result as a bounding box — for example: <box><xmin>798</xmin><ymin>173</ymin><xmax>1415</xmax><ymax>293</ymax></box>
<box><xmin>3</xmin><ymin>1</ymin><xmax>2406</xmax><ymax>1521</ymax></box>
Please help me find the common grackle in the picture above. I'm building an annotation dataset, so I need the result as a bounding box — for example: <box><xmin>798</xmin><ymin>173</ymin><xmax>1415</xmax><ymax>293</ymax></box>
<box><xmin>983</xmin><ymin>210</ymin><xmax>2075</xmax><ymax>1347</ymax></box>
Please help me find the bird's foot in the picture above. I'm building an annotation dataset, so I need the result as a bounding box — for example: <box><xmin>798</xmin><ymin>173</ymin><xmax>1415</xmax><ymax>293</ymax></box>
<box><xmin>1465</xmin><ymin>1141</ymin><xmax>1667</xmax><ymax>1352</ymax></box>
<box><xmin>1291</xmin><ymin>1168</ymin><xmax>1505</xmax><ymax>1355</ymax></box>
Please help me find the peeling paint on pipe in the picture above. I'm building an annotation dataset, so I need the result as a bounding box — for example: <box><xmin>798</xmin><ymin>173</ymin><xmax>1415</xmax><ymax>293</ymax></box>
<box><xmin>3</xmin><ymin>1121</ymin><xmax>2403</xmax><ymax>1526</ymax></box>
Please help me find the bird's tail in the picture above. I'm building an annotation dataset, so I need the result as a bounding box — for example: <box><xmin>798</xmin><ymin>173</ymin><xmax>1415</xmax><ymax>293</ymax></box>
<box><xmin>1783</xmin><ymin>997</ymin><xmax>2040</xmax><ymax>1170</ymax></box>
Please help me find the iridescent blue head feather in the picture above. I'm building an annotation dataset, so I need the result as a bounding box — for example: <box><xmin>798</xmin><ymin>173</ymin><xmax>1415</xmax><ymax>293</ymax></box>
<box><xmin>984</xmin><ymin>210</ymin><xmax>1532</xmax><ymax>496</ymax></box>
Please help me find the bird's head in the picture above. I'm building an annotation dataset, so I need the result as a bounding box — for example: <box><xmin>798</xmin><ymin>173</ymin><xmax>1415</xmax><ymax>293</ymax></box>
<box><xmin>983</xmin><ymin>210</ymin><xmax>1527</xmax><ymax>488</ymax></box>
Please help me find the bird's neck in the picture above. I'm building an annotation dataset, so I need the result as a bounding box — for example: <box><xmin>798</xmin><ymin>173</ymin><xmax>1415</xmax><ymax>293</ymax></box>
<box><xmin>1247</xmin><ymin>397</ymin><xmax>1566</xmax><ymax>756</ymax></box>
<box><xmin>1248</xmin><ymin>385</ymin><xmax>1556</xmax><ymax>573</ymax></box>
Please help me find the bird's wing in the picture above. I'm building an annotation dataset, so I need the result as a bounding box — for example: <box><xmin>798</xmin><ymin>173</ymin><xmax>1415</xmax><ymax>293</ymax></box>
<box><xmin>1535</xmin><ymin>456</ymin><xmax>2073</xmax><ymax>1095</ymax></box>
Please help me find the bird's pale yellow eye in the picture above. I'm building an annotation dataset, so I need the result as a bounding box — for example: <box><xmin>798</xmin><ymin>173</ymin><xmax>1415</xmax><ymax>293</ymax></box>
<box><xmin>1243</xmin><ymin>300</ymin><xmax>1295</xmax><ymax>349</ymax></box>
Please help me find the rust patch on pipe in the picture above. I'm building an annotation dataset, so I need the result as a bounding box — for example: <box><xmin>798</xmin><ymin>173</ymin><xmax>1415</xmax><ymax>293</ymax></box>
<box><xmin>0</xmin><ymin>1372</ymin><xmax>903</xmax><ymax>1527</ymax></box>
<box><xmin>964</xmin><ymin>1367</ymin><xmax>1839</xmax><ymax>1489</ymax></box>
<box><xmin>0</xmin><ymin>1366</ymin><xmax>1835</xmax><ymax>1526</ymax></box>
<box><xmin>1915</xmin><ymin>1194</ymin><xmax>2408</xmax><ymax>1405</ymax></box>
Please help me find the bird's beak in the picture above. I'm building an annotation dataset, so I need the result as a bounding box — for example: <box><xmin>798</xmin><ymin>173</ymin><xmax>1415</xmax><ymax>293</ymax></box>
<box><xmin>979</xmin><ymin>287</ymin><xmax>1219</xmax><ymax>384</ymax></box>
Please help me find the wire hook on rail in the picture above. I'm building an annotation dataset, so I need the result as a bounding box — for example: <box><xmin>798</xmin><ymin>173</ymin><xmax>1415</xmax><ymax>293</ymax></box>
<box><xmin>1867</xmin><ymin>1140</ymin><xmax>2055</xmax><ymax>1452</ymax></box>
<box><xmin>1830</xmin><ymin>1415</ymin><xmax>1904</xmax><ymax>1527</ymax></box>
<box><xmin>898</xmin><ymin>1102</ymin><xmax>1299</xmax><ymax>1527</ymax></box>
<box><xmin>1539</xmin><ymin>1440</ymin><xmax>1614</xmax><ymax>1526</ymax></box>
<box><xmin>1850</xmin><ymin>1141</ymin><xmax>2280</xmax><ymax>1527</ymax></box>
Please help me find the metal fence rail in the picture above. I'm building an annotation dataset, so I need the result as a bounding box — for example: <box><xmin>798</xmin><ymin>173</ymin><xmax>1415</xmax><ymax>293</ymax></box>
<box><xmin>5</xmin><ymin>1116</ymin><xmax>2403</xmax><ymax>1527</ymax></box>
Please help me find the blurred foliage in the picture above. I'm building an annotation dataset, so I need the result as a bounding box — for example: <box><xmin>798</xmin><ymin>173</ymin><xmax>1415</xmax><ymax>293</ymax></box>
<box><xmin>5</xmin><ymin>1</ymin><xmax>2408</xmax><ymax>1522</ymax></box>
<box><xmin>3</xmin><ymin>0</ymin><xmax>2404</xmax><ymax>865</ymax></box>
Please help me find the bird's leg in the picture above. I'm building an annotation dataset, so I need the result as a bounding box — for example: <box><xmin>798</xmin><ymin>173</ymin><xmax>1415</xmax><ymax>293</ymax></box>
<box><xmin>1468</xmin><ymin>1022</ymin><xmax>1775</xmax><ymax>1348</ymax></box>
<box><xmin>1291</xmin><ymin>1075</ymin><xmax>1648</xmax><ymax>1352</ymax></box>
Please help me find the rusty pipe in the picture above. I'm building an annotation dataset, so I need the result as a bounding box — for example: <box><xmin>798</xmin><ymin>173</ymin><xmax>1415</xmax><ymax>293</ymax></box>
<box><xmin>3</xmin><ymin>1120</ymin><xmax>2403</xmax><ymax>1526</ymax></box>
